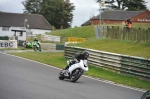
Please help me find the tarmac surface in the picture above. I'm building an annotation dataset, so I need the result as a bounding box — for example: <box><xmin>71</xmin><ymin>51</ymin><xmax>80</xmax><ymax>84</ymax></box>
<box><xmin>0</xmin><ymin>52</ymin><xmax>145</xmax><ymax>99</ymax></box>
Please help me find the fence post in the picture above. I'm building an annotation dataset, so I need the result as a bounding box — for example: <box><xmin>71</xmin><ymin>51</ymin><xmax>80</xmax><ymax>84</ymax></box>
<box><xmin>116</xmin><ymin>26</ymin><xmax>120</xmax><ymax>39</ymax></box>
<box><xmin>148</xmin><ymin>28</ymin><xmax>150</xmax><ymax>42</ymax></box>
<box><xmin>129</xmin><ymin>28</ymin><xmax>132</xmax><ymax>41</ymax></box>
<box><xmin>94</xmin><ymin>26</ymin><xmax>100</xmax><ymax>38</ymax></box>
<box><xmin>112</xmin><ymin>26</ymin><xmax>114</xmax><ymax>39</ymax></box>
<box><xmin>122</xmin><ymin>27</ymin><xmax>126</xmax><ymax>40</ymax></box>
<box><xmin>106</xmin><ymin>26</ymin><xmax>109</xmax><ymax>38</ymax></box>
<box><xmin>137</xmin><ymin>28</ymin><xmax>141</xmax><ymax>42</ymax></box>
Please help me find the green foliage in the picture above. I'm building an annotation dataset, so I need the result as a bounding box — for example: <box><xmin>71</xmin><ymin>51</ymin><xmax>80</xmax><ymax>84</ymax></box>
<box><xmin>22</xmin><ymin>0</ymin><xmax>75</xmax><ymax>29</ymax></box>
<box><xmin>52</xmin><ymin>25</ymin><xmax>56</xmax><ymax>30</ymax></box>
<box><xmin>126</xmin><ymin>0</ymin><xmax>147</xmax><ymax>11</ymax></box>
<box><xmin>22</xmin><ymin>0</ymin><xmax>42</xmax><ymax>14</ymax></box>
<box><xmin>96</xmin><ymin>0</ymin><xmax>148</xmax><ymax>10</ymax></box>
<box><xmin>41</xmin><ymin>0</ymin><xmax>75</xmax><ymax>29</ymax></box>
<box><xmin>0</xmin><ymin>36</ymin><xmax>9</xmax><ymax>40</ymax></box>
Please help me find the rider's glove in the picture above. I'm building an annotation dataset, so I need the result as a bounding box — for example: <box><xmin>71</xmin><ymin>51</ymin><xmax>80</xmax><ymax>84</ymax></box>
<box><xmin>73</xmin><ymin>58</ymin><xmax>79</xmax><ymax>63</ymax></box>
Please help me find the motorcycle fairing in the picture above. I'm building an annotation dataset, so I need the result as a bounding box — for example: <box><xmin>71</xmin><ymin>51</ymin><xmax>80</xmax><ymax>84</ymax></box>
<box><xmin>68</xmin><ymin>60</ymin><xmax>88</xmax><ymax>74</ymax></box>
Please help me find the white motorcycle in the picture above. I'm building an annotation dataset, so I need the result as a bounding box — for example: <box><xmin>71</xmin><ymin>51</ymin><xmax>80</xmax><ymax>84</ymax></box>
<box><xmin>58</xmin><ymin>59</ymin><xmax>88</xmax><ymax>82</ymax></box>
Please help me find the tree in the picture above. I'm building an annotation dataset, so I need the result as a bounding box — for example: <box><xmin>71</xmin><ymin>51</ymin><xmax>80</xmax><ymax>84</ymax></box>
<box><xmin>61</xmin><ymin>0</ymin><xmax>75</xmax><ymax>28</ymax></box>
<box><xmin>22</xmin><ymin>0</ymin><xmax>75</xmax><ymax>29</ymax></box>
<box><xmin>96</xmin><ymin>0</ymin><xmax>148</xmax><ymax>11</ymax></box>
<box><xmin>41</xmin><ymin>0</ymin><xmax>75</xmax><ymax>29</ymax></box>
<box><xmin>22</xmin><ymin>0</ymin><xmax>42</xmax><ymax>14</ymax></box>
<box><xmin>126</xmin><ymin>0</ymin><xmax>147</xmax><ymax>11</ymax></box>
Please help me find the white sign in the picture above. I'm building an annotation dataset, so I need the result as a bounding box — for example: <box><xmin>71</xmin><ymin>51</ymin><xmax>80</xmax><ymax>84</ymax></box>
<box><xmin>0</xmin><ymin>40</ymin><xmax>17</xmax><ymax>48</ymax></box>
<box><xmin>41</xmin><ymin>35</ymin><xmax>60</xmax><ymax>42</ymax></box>
<box><xmin>137</xmin><ymin>19</ymin><xmax>150</xmax><ymax>22</ymax></box>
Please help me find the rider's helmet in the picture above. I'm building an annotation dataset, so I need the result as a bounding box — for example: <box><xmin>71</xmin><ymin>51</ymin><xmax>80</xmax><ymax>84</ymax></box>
<box><xmin>35</xmin><ymin>37</ymin><xmax>37</xmax><ymax>40</ymax></box>
<box><xmin>34</xmin><ymin>37</ymin><xmax>38</xmax><ymax>41</ymax></box>
<box><xmin>82</xmin><ymin>50</ymin><xmax>89</xmax><ymax>58</ymax></box>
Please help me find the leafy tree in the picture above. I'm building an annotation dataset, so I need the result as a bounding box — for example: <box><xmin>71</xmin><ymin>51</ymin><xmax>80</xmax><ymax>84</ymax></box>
<box><xmin>126</xmin><ymin>0</ymin><xmax>147</xmax><ymax>11</ymax></box>
<box><xmin>41</xmin><ymin>0</ymin><xmax>75</xmax><ymax>29</ymax></box>
<box><xmin>22</xmin><ymin>0</ymin><xmax>75</xmax><ymax>29</ymax></box>
<box><xmin>22</xmin><ymin>0</ymin><xmax>42</xmax><ymax>14</ymax></box>
<box><xmin>60</xmin><ymin>0</ymin><xmax>75</xmax><ymax>28</ymax></box>
<box><xmin>96</xmin><ymin>0</ymin><xmax>148</xmax><ymax>11</ymax></box>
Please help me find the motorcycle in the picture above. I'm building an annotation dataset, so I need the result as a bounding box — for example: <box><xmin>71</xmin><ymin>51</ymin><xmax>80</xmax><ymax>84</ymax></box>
<box><xmin>23</xmin><ymin>41</ymin><xmax>32</xmax><ymax>48</ymax></box>
<box><xmin>58</xmin><ymin>59</ymin><xmax>88</xmax><ymax>82</ymax></box>
<box><xmin>141</xmin><ymin>90</ymin><xmax>150</xmax><ymax>99</ymax></box>
<box><xmin>32</xmin><ymin>41</ymin><xmax>41</xmax><ymax>51</ymax></box>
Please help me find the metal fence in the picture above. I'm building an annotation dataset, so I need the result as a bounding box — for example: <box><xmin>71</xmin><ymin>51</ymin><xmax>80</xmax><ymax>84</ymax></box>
<box><xmin>94</xmin><ymin>26</ymin><xmax>150</xmax><ymax>42</ymax></box>
<box><xmin>64</xmin><ymin>46</ymin><xmax>150</xmax><ymax>80</ymax></box>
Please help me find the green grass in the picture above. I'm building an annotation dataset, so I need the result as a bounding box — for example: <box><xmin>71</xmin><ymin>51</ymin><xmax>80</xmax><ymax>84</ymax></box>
<box><xmin>47</xmin><ymin>24</ymin><xmax>150</xmax><ymax>38</ymax></box>
<box><xmin>68</xmin><ymin>38</ymin><xmax>150</xmax><ymax>58</ymax></box>
<box><xmin>46</xmin><ymin>26</ymin><xmax>96</xmax><ymax>38</ymax></box>
<box><xmin>9</xmin><ymin>52</ymin><xmax>150</xmax><ymax>90</ymax></box>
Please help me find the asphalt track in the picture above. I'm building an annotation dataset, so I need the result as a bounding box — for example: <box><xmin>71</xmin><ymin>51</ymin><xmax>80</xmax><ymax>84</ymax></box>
<box><xmin>0</xmin><ymin>52</ymin><xmax>145</xmax><ymax>99</ymax></box>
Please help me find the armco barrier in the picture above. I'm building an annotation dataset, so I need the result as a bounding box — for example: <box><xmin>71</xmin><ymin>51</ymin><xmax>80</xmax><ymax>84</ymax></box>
<box><xmin>56</xmin><ymin>44</ymin><xmax>64</xmax><ymax>50</ymax></box>
<box><xmin>40</xmin><ymin>43</ymin><xmax>64</xmax><ymax>50</ymax></box>
<box><xmin>64</xmin><ymin>46</ymin><xmax>150</xmax><ymax>80</ymax></box>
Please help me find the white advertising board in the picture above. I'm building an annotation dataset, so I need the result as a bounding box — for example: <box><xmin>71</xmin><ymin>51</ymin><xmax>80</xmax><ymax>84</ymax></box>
<box><xmin>0</xmin><ymin>40</ymin><xmax>17</xmax><ymax>49</ymax></box>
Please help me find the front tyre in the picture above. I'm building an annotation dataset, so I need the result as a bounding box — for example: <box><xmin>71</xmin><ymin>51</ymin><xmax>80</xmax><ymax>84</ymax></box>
<box><xmin>70</xmin><ymin>69</ymin><xmax>83</xmax><ymax>82</ymax></box>
<box><xmin>37</xmin><ymin>43</ymin><xmax>42</xmax><ymax>51</ymax></box>
<box><xmin>33</xmin><ymin>45</ymin><xmax>37</xmax><ymax>51</ymax></box>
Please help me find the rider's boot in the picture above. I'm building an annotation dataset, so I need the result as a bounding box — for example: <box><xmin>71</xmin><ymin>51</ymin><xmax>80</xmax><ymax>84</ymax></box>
<box><xmin>64</xmin><ymin>70</ymin><xmax>70</xmax><ymax>77</ymax></box>
<box><xmin>64</xmin><ymin>61</ymin><xmax>74</xmax><ymax>70</ymax></box>
<box><xmin>64</xmin><ymin>65</ymin><xmax>69</xmax><ymax>70</ymax></box>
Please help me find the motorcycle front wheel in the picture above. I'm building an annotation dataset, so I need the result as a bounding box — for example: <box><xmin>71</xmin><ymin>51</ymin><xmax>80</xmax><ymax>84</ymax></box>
<box><xmin>70</xmin><ymin>69</ymin><xmax>83</xmax><ymax>82</ymax></box>
<box><xmin>33</xmin><ymin>45</ymin><xmax>37</xmax><ymax>51</ymax></box>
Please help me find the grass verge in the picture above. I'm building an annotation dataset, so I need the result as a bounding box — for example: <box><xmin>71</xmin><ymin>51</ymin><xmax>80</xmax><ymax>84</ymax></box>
<box><xmin>68</xmin><ymin>38</ymin><xmax>150</xmax><ymax>58</ymax></box>
<box><xmin>9</xmin><ymin>52</ymin><xmax>150</xmax><ymax>90</ymax></box>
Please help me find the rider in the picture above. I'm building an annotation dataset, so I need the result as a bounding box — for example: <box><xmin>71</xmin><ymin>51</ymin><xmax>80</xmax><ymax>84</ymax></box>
<box><xmin>64</xmin><ymin>50</ymin><xmax>89</xmax><ymax>70</ymax></box>
<box><xmin>23</xmin><ymin>40</ymin><xmax>27</xmax><ymax>47</ymax></box>
<box><xmin>34</xmin><ymin>37</ymin><xmax>38</xmax><ymax>42</ymax></box>
<box><xmin>33</xmin><ymin>37</ymin><xmax>41</xmax><ymax>51</ymax></box>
